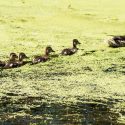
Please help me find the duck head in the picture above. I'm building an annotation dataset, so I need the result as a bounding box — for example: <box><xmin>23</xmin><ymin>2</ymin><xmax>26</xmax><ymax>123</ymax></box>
<box><xmin>45</xmin><ymin>46</ymin><xmax>55</xmax><ymax>55</ymax></box>
<box><xmin>19</xmin><ymin>52</ymin><xmax>28</xmax><ymax>61</ymax></box>
<box><xmin>73</xmin><ymin>39</ymin><xmax>81</xmax><ymax>48</ymax></box>
<box><xmin>10</xmin><ymin>52</ymin><xmax>18</xmax><ymax>57</ymax></box>
<box><xmin>9</xmin><ymin>53</ymin><xmax>18</xmax><ymax>61</ymax></box>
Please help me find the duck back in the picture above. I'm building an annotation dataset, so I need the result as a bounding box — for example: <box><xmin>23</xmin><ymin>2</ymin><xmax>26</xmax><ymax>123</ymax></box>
<box><xmin>32</xmin><ymin>56</ymin><xmax>49</xmax><ymax>64</ymax></box>
<box><xmin>61</xmin><ymin>48</ymin><xmax>78</xmax><ymax>55</ymax></box>
<box><xmin>107</xmin><ymin>36</ymin><xmax>125</xmax><ymax>47</ymax></box>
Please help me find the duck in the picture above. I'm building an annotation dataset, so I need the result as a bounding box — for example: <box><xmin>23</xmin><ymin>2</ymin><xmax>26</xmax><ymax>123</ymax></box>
<box><xmin>3</xmin><ymin>52</ymin><xmax>28</xmax><ymax>69</ymax></box>
<box><xmin>18</xmin><ymin>52</ymin><xmax>28</xmax><ymax>65</ymax></box>
<box><xmin>9</xmin><ymin>53</ymin><xmax>18</xmax><ymax>61</ymax></box>
<box><xmin>0</xmin><ymin>53</ymin><xmax>18</xmax><ymax>67</ymax></box>
<box><xmin>31</xmin><ymin>46</ymin><xmax>55</xmax><ymax>64</ymax></box>
<box><xmin>106</xmin><ymin>35</ymin><xmax>125</xmax><ymax>48</ymax></box>
<box><xmin>61</xmin><ymin>39</ymin><xmax>81</xmax><ymax>55</ymax></box>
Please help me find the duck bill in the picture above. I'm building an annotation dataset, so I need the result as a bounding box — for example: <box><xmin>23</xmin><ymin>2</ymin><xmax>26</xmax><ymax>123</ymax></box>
<box><xmin>24</xmin><ymin>55</ymin><xmax>28</xmax><ymax>59</ymax></box>
<box><xmin>51</xmin><ymin>50</ymin><xmax>55</xmax><ymax>52</ymax></box>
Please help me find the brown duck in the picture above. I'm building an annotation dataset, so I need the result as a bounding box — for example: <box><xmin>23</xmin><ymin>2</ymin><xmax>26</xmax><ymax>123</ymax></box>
<box><xmin>3</xmin><ymin>52</ymin><xmax>28</xmax><ymax>69</ymax></box>
<box><xmin>17</xmin><ymin>52</ymin><xmax>28</xmax><ymax>65</ymax></box>
<box><xmin>61</xmin><ymin>39</ymin><xmax>81</xmax><ymax>55</ymax></box>
<box><xmin>106</xmin><ymin>35</ymin><xmax>125</xmax><ymax>47</ymax></box>
<box><xmin>0</xmin><ymin>53</ymin><xmax>18</xmax><ymax>67</ymax></box>
<box><xmin>32</xmin><ymin>46</ymin><xmax>55</xmax><ymax>64</ymax></box>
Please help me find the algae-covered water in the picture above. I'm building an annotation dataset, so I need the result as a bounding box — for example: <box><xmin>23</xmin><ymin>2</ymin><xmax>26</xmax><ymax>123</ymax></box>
<box><xmin>0</xmin><ymin>0</ymin><xmax>125</xmax><ymax>124</ymax></box>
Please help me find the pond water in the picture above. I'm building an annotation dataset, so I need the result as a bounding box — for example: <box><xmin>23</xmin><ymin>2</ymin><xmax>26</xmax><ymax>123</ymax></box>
<box><xmin>0</xmin><ymin>101</ymin><xmax>121</xmax><ymax>125</ymax></box>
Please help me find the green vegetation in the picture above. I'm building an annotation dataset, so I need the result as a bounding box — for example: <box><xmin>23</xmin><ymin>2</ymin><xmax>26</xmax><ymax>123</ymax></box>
<box><xmin>0</xmin><ymin>0</ymin><xmax>125</xmax><ymax>124</ymax></box>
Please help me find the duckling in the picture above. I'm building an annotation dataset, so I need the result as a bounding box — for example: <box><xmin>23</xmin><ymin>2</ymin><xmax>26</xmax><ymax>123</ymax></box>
<box><xmin>32</xmin><ymin>46</ymin><xmax>55</xmax><ymax>64</ymax></box>
<box><xmin>16</xmin><ymin>52</ymin><xmax>28</xmax><ymax>65</ymax></box>
<box><xmin>3</xmin><ymin>52</ymin><xmax>28</xmax><ymax>69</ymax></box>
<box><xmin>19</xmin><ymin>52</ymin><xmax>28</xmax><ymax>61</ymax></box>
<box><xmin>9</xmin><ymin>53</ymin><xmax>18</xmax><ymax>62</ymax></box>
<box><xmin>3</xmin><ymin>54</ymin><xmax>18</xmax><ymax>69</ymax></box>
<box><xmin>61</xmin><ymin>39</ymin><xmax>81</xmax><ymax>55</ymax></box>
<box><xmin>106</xmin><ymin>35</ymin><xmax>125</xmax><ymax>48</ymax></box>
<box><xmin>0</xmin><ymin>53</ymin><xmax>18</xmax><ymax>67</ymax></box>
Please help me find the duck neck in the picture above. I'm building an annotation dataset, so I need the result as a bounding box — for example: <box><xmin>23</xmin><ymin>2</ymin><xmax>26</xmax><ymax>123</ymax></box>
<box><xmin>19</xmin><ymin>56</ymin><xmax>23</xmax><ymax>61</ymax></box>
<box><xmin>10</xmin><ymin>58</ymin><xmax>16</xmax><ymax>61</ymax></box>
<box><xmin>73</xmin><ymin>43</ymin><xmax>77</xmax><ymax>48</ymax></box>
<box><xmin>10</xmin><ymin>56</ymin><xmax>16</xmax><ymax>61</ymax></box>
<box><xmin>45</xmin><ymin>49</ymin><xmax>49</xmax><ymax>56</ymax></box>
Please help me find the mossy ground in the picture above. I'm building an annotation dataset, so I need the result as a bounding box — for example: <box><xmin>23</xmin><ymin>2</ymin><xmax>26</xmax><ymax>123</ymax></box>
<box><xmin>0</xmin><ymin>0</ymin><xmax>125</xmax><ymax>124</ymax></box>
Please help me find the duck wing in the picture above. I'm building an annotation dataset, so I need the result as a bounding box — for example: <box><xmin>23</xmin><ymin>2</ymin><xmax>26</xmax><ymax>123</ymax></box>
<box><xmin>61</xmin><ymin>48</ymin><xmax>76</xmax><ymax>55</ymax></box>
<box><xmin>3</xmin><ymin>62</ymin><xmax>18</xmax><ymax>69</ymax></box>
<box><xmin>112</xmin><ymin>36</ymin><xmax>125</xmax><ymax>47</ymax></box>
<box><xmin>32</xmin><ymin>56</ymin><xmax>48</xmax><ymax>64</ymax></box>
<box><xmin>107</xmin><ymin>36</ymin><xmax>125</xmax><ymax>47</ymax></box>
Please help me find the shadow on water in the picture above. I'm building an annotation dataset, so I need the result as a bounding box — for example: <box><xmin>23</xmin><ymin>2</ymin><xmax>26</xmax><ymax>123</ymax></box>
<box><xmin>0</xmin><ymin>99</ymin><xmax>121</xmax><ymax>125</ymax></box>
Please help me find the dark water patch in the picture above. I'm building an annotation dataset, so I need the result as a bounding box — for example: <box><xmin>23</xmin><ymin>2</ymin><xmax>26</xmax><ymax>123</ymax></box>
<box><xmin>120</xmin><ymin>71</ymin><xmax>125</xmax><ymax>75</ymax></box>
<box><xmin>103</xmin><ymin>63</ymin><xmax>125</xmax><ymax>74</ymax></box>
<box><xmin>0</xmin><ymin>101</ymin><xmax>121</xmax><ymax>125</ymax></box>
<box><xmin>0</xmin><ymin>96</ymin><xmax>47</xmax><ymax>114</ymax></box>
<box><xmin>73</xmin><ymin>66</ymin><xmax>93</xmax><ymax>75</ymax></box>
<box><xmin>0</xmin><ymin>71</ymin><xmax>63</xmax><ymax>81</ymax></box>
<box><xmin>82</xmin><ymin>66</ymin><xmax>93</xmax><ymax>71</ymax></box>
<box><xmin>100</xmin><ymin>49</ymin><xmax>105</xmax><ymax>52</ymax></box>
<box><xmin>45</xmin><ymin>72</ymin><xmax>72</xmax><ymax>77</ymax></box>
<box><xmin>0</xmin><ymin>96</ymin><xmax>12</xmax><ymax>104</ymax></box>
<box><xmin>119</xmin><ymin>57</ymin><xmax>125</xmax><ymax>61</ymax></box>
<box><xmin>0</xmin><ymin>70</ymin><xmax>19</xmax><ymax>79</ymax></box>
<box><xmin>15</xmin><ymin>26</ymin><xmax>22</xmax><ymax>29</ymax></box>
<box><xmin>0</xmin><ymin>115</ymin><xmax>42</xmax><ymax>125</ymax></box>
<box><xmin>0</xmin><ymin>19</ymin><xmax>6</xmax><ymax>24</ymax></box>
<box><xmin>107</xmin><ymin>98</ymin><xmax>124</xmax><ymax>103</ymax></box>
<box><xmin>84</xmin><ymin>13</ymin><xmax>96</xmax><ymax>17</ymax></box>
<box><xmin>6</xmin><ymin>93</ymin><xmax>19</xmax><ymax>96</ymax></box>
<box><xmin>122</xmin><ymin>66</ymin><xmax>125</xmax><ymax>69</ymax></box>
<box><xmin>19</xmin><ymin>19</ymin><xmax>27</xmax><ymax>23</ymax></box>
<box><xmin>81</xmin><ymin>50</ymin><xmax>97</xmax><ymax>56</ymax></box>
<box><xmin>50</xmin><ymin>54</ymin><xmax>59</xmax><ymax>58</ymax></box>
<box><xmin>16</xmin><ymin>96</ymin><xmax>46</xmax><ymax>105</ymax></box>
<box><xmin>103</xmin><ymin>66</ymin><xmax>117</xmax><ymax>73</ymax></box>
